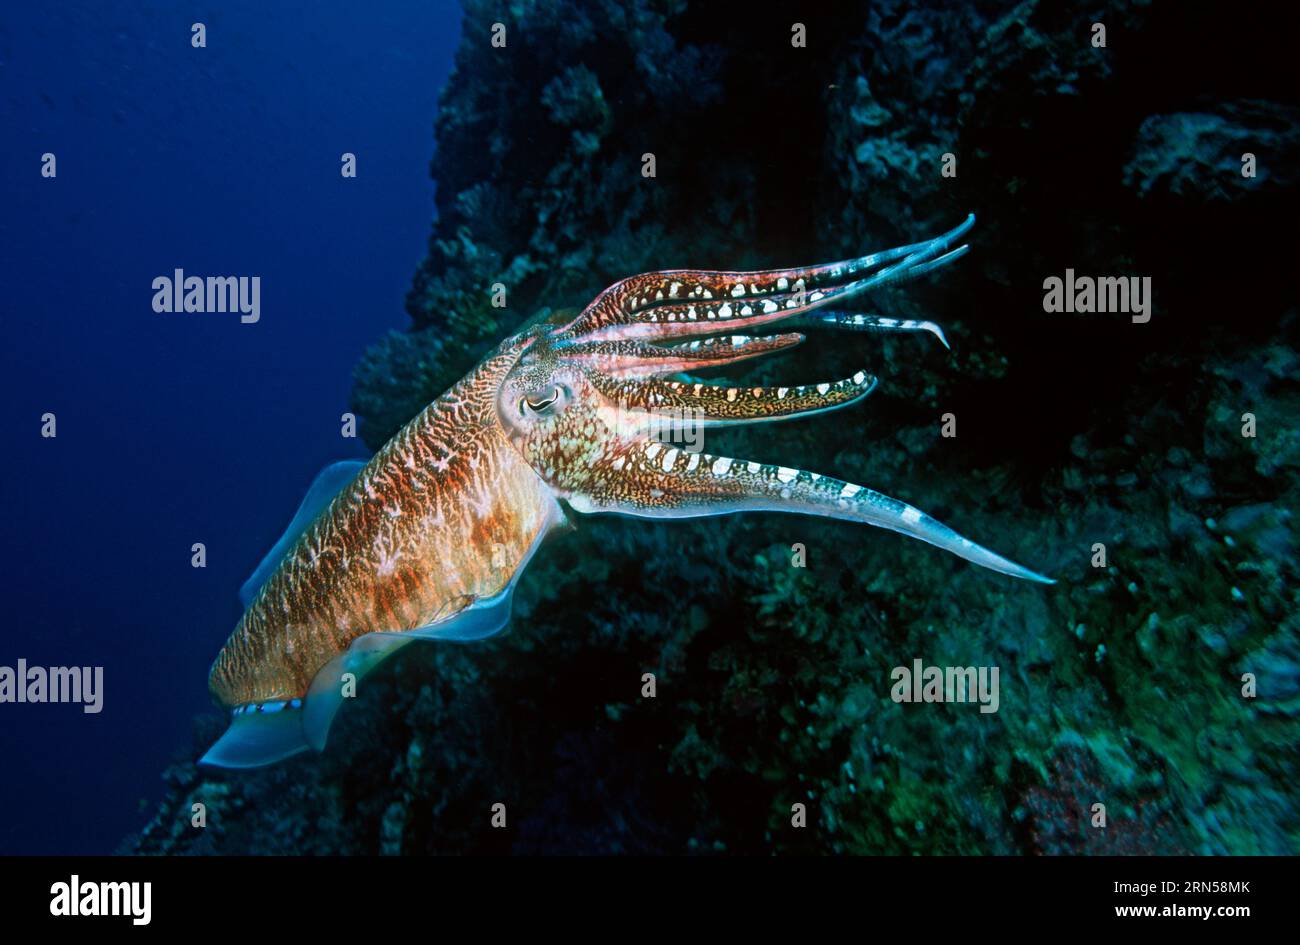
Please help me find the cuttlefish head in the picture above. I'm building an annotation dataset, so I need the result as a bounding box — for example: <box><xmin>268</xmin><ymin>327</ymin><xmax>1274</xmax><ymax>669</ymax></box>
<box><xmin>496</xmin><ymin>215</ymin><xmax>1054</xmax><ymax>583</ymax></box>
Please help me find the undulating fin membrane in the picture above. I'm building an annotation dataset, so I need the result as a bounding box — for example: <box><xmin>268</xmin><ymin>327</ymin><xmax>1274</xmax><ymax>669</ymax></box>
<box><xmin>239</xmin><ymin>459</ymin><xmax>368</xmax><ymax>607</ymax></box>
<box><xmin>198</xmin><ymin>701</ymin><xmax>310</xmax><ymax>769</ymax></box>
<box><xmin>301</xmin><ymin>553</ymin><xmax>536</xmax><ymax>750</ymax></box>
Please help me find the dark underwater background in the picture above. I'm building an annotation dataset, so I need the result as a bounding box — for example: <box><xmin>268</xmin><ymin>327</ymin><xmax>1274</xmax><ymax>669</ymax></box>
<box><xmin>2</xmin><ymin>1</ymin><xmax>1297</xmax><ymax>855</ymax></box>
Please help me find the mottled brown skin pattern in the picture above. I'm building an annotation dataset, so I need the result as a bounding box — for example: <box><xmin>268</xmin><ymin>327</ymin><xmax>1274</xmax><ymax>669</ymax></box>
<box><xmin>208</xmin><ymin>332</ymin><xmax>557</xmax><ymax>708</ymax></box>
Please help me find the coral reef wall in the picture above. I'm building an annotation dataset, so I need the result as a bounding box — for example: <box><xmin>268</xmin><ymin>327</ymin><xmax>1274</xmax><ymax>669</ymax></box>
<box><xmin>133</xmin><ymin>0</ymin><xmax>1298</xmax><ymax>854</ymax></box>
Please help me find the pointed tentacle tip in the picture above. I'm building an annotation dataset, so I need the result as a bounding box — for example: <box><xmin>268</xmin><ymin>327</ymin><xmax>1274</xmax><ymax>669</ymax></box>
<box><xmin>988</xmin><ymin>548</ymin><xmax>1055</xmax><ymax>585</ymax></box>
<box><xmin>1015</xmin><ymin>566</ymin><xmax>1056</xmax><ymax>585</ymax></box>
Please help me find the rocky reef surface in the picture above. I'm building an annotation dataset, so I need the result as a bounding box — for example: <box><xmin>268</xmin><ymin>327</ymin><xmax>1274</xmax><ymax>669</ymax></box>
<box><xmin>130</xmin><ymin>0</ymin><xmax>1298</xmax><ymax>854</ymax></box>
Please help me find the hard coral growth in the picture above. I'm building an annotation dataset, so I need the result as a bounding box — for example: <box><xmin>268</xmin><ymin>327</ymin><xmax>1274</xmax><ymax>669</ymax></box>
<box><xmin>1020</xmin><ymin>743</ymin><xmax>1186</xmax><ymax>855</ymax></box>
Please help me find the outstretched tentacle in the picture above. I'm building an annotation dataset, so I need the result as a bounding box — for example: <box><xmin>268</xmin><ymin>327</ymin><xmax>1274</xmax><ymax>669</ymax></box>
<box><xmin>586</xmin><ymin>367</ymin><xmax>877</xmax><ymax>426</ymax></box>
<box><xmin>555</xmin><ymin>215</ymin><xmax>975</xmax><ymax>343</ymax></box>
<box><xmin>563</xmin><ymin>438</ymin><xmax>1054</xmax><ymax>584</ymax></box>
<box><xmin>798</xmin><ymin>311</ymin><xmax>951</xmax><ymax>349</ymax></box>
<box><xmin>555</xmin><ymin>333</ymin><xmax>804</xmax><ymax>378</ymax></box>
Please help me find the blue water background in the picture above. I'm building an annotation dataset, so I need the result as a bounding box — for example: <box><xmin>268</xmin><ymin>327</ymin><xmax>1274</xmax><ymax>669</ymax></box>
<box><xmin>0</xmin><ymin>1</ymin><xmax>461</xmax><ymax>854</ymax></box>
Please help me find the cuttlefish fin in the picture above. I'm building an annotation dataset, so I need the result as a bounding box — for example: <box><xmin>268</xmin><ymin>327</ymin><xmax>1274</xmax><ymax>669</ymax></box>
<box><xmin>202</xmin><ymin>504</ymin><xmax>563</xmax><ymax>767</ymax></box>
<box><xmin>300</xmin><ymin>565</ymin><xmax>534</xmax><ymax>752</ymax></box>
<box><xmin>198</xmin><ymin>594</ymin><xmax>506</xmax><ymax>768</ymax></box>
<box><xmin>197</xmin><ymin>700</ymin><xmax>312</xmax><ymax>769</ymax></box>
<box><xmin>239</xmin><ymin>459</ymin><xmax>368</xmax><ymax>608</ymax></box>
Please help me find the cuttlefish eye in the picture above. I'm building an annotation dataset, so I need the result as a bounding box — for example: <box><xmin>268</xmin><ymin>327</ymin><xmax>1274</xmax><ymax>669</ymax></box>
<box><xmin>519</xmin><ymin>385</ymin><xmax>565</xmax><ymax>417</ymax></box>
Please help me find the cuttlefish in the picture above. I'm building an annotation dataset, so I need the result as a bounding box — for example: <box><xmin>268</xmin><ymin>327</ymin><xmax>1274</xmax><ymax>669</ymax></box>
<box><xmin>202</xmin><ymin>214</ymin><xmax>1052</xmax><ymax>768</ymax></box>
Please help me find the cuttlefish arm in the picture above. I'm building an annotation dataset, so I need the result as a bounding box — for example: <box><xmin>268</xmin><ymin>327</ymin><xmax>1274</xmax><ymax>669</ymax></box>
<box><xmin>553</xmin><ymin>369</ymin><xmax>1050</xmax><ymax>583</ymax></box>
<box><xmin>512</xmin><ymin>213</ymin><xmax>1053</xmax><ymax>584</ymax></box>
<box><xmin>553</xmin><ymin>214</ymin><xmax>973</xmax><ymax>343</ymax></box>
<box><xmin>796</xmin><ymin>311</ymin><xmax>951</xmax><ymax>349</ymax></box>
<box><xmin>585</xmin><ymin>365</ymin><xmax>879</xmax><ymax>426</ymax></box>
<box><xmin>563</xmin><ymin>435</ymin><xmax>1052</xmax><ymax>584</ymax></box>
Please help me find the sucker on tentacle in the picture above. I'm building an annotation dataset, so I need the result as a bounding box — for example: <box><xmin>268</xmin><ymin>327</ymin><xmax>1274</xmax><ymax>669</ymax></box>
<box><xmin>200</xmin><ymin>213</ymin><xmax>1052</xmax><ymax>769</ymax></box>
